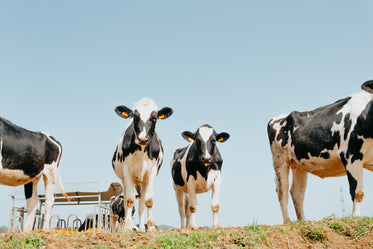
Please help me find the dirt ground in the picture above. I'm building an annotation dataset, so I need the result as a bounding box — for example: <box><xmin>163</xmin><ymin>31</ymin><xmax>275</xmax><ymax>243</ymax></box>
<box><xmin>2</xmin><ymin>218</ymin><xmax>373</xmax><ymax>248</ymax></box>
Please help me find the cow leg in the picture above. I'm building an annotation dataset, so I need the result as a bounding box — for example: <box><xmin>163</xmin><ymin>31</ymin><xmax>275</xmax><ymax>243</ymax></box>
<box><xmin>142</xmin><ymin>170</ymin><xmax>157</xmax><ymax>232</ymax></box>
<box><xmin>42</xmin><ymin>164</ymin><xmax>57</xmax><ymax>230</ymax></box>
<box><xmin>138</xmin><ymin>182</ymin><xmax>146</xmax><ymax>232</ymax></box>
<box><xmin>290</xmin><ymin>166</ymin><xmax>308</xmax><ymax>221</ymax></box>
<box><xmin>122</xmin><ymin>174</ymin><xmax>135</xmax><ymax>231</ymax></box>
<box><xmin>345</xmin><ymin>162</ymin><xmax>364</xmax><ymax>216</ymax></box>
<box><xmin>272</xmin><ymin>148</ymin><xmax>291</xmax><ymax>224</ymax></box>
<box><xmin>24</xmin><ymin>176</ymin><xmax>41</xmax><ymax>232</ymax></box>
<box><xmin>185</xmin><ymin>194</ymin><xmax>190</xmax><ymax>228</ymax></box>
<box><xmin>211</xmin><ymin>174</ymin><xmax>221</xmax><ymax>229</ymax></box>
<box><xmin>173</xmin><ymin>184</ymin><xmax>186</xmax><ymax>229</ymax></box>
<box><xmin>187</xmin><ymin>183</ymin><xmax>198</xmax><ymax>230</ymax></box>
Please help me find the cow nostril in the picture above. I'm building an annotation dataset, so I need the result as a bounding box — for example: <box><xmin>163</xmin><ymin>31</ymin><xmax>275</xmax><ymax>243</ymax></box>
<box><xmin>137</xmin><ymin>137</ymin><xmax>149</xmax><ymax>145</ymax></box>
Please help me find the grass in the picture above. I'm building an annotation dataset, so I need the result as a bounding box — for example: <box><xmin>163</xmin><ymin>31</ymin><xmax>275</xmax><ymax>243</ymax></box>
<box><xmin>0</xmin><ymin>234</ymin><xmax>44</xmax><ymax>249</ymax></box>
<box><xmin>0</xmin><ymin>217</ymin><xmax>372</xmax><ymax>248</ymax></box>
<box><xmin>233</xmin><ymin>222</ymin><xmax>268</xmax><ymax>247</ymax></box>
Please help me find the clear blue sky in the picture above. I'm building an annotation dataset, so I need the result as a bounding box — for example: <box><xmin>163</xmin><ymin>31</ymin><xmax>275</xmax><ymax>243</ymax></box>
<box><xmin>1</xmin><ymin>1</ymin><xmax>373</xmax><ymax>228</ymax></box>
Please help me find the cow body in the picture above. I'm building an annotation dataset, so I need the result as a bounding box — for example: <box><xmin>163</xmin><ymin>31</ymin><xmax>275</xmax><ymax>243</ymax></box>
<box><xmin>267</xmin><ymin>80</ymin><xmax>373</xmax><ymax>223</ymax></box>
<box><xmin>112</xmin><ymin>98</ymin><xmax>173</xmax><ymax>232</ymax></box>
<box><xmin>0</xmin><ymin>117</ymin><xmax>68</xmax><ymax>232</ymax></box>
<box><xmin>171</xmin><ymin>125</ymin><xmax>229</xmax><ymax>229</ymax></box>
<box><xmin>109</xmin><ymin>194</ymin><xmax>135</xmax><ymax>232</ymax></box>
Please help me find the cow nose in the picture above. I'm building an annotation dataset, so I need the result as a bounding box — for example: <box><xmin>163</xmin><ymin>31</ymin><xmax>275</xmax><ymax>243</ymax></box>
<box><xmin>201</xmin><ymin>156</ymin><xmax>212</xmax><ymax>165</ymax></box>
<box><xmin>137</xmin><ymin>137</ymin><xmax>149</xmax><ymax>145</ymax></box>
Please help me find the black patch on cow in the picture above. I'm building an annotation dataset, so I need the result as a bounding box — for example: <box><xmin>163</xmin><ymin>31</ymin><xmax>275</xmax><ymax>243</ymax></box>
<box><xmin>343</xmin><ymin>114</ymin><xmax>352</xmax><ymax>140</ymax></box>
<box><xmin>0</xmin><ymin>117</ymin><xmax>60</xmax><ymax>179</ymax></box>
<box><xmin>112</xmin><ymin>116</ymin><xmax>163</xmax><ymax>171</ymax></box>
<box><xmin>171</xmin><ymin>148</ymin><xmax>188</xmax><ymax>187</ymax></box>
<box><xmin>24</xmin><ymin>182</ymin><xmax>33</xmax><ymax>199</ymax></box>
<box><xmin>287</xmin><ymin>97</ymin><xmax>350</xmax><ymax>161</ymax></box>
<box><xmin>172</xmin><ymin>140</ymin><xmax>223</xmax><ymax>187</ymax></box>
<box><xmin>144</xmin><ymin>134</ymin><xmax>162</xmax><ymax>160</ymax></box>
<box><xmin>345</xmin><ymin>99</ymin><xmax>373</xmax><ymax>164</ymax></box>
<box><xmin>346</xmin><ymin>171</ymin><xmax>358</xmax><ymax>201</ymax></box>
<box><xmin>110</xmin><ymin>195</ymin><xmax>135</xmax><ymax>223</ymax></box>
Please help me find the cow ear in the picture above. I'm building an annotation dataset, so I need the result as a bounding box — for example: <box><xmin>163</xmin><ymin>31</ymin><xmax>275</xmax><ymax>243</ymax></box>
<box><xmin>115</xmin><ymin>106</ymin><xmax>133</xmax><ymax>119</ymax></box>
<box><xmin>216</xmin><ymin>132</ymin><xmax>230</xmax><ymax>143</ymax></box>
<box><xmin>182</xmin><ymin>131</ymin><xmax>195</xmax><ymax>142</ymax></box>
<box><xmin>157</xmin><ymin>107</ymin><xmax>173</xmax><ymax>119</ymax></box>
<box><xmin>362</xmin><ymin>80</ymin><xmax>373</xmax><ymax>94</ymax></box>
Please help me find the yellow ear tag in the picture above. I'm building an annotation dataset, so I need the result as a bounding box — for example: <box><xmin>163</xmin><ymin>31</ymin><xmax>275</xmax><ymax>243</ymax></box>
<box><xmin>158</xmin><ymin>114</ymin><xmax>165</xmax><ymax>119</ymax></box>
<box><xmin>120</xmin><ymin>197</ymin><xmax>124</xmax><ymax>200</ymax></box>
<box><xmin>188</xmin><ymin>137</ymin><xmax>194</xmax><ymax>142</ymax></box>
<box><xmin>218</xmin><ymin>137</ymin><xmax>224</xmax><ymax>142</ymax></box>
<box><xmin>122</xmin><ymin>111</ymin><xmax>128</xmax><ymax>117</ymax></box>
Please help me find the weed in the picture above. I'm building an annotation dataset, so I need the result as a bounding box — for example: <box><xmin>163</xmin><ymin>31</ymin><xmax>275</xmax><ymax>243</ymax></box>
<box><xmin>0</xmin><ymin>234</ymin><xmax>44</xmax><ymax>249</ymax></box>
<box><xmin>328</xmin><ymin>219</ymin><xmax>345</xmax><ymax>233</ymax></box>
<box><xmin>303</xmin><ymin>227</ymin><xmax>325</xmax><ymax>242</ymax></box>
<box><xmin>233</xmin><ymin>222</ymin><xmax>268</xmax><ymax>247</ymax></box>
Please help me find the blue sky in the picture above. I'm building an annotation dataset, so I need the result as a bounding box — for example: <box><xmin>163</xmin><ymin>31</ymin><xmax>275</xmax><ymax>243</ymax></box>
<box><xmin>1</xmin><ymin>1</ymin><xmax>373</xmax><ymax>229</ymax></box>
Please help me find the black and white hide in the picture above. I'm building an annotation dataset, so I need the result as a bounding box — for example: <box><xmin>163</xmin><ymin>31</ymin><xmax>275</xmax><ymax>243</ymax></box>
<box><xmin>112</xmin><ymin>98</ymin><xmax>173</xmax><ymax>232</ymax></box>
<box><xmin>268</xmin><ymin>80</ymin><xmax>373</xmax><ymax>223</ymax></box>
<box><xmin>171</xmin><ymin>124</ymin><xmax>230</xmax><ymax>229</ymax></box>
<box><xmin>0</xmin><ymin>117</ymin><xmax>69</xmax><ymax>232</ymax></box>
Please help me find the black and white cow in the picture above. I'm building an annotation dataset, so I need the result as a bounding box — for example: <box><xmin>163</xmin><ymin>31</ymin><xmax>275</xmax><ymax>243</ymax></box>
<box><xmin>268</xmin><ymin>80</ymin><xmax>373</xmax><ymax>224</ymax></box>
<box><xmin>171</xmin><ymin>124</ymin><xmax>230</xmax><ymax>229</ymax></box>
<box><xmin>109</xmin><ymin>194</ymin><xmax>135</xmax><ymax>232</ymax></box>
<box><xmin>112</xmin><ymin>98</ymin><xmax>173</xmax><ymax>232</ymax></box>
<box><xmin>0</xmin><ymin>117</ymin><xmax>69</xmax><ymax>232</ymax></box>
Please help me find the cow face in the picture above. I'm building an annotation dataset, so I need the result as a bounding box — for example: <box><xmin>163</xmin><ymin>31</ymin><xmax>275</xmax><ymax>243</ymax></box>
<box><xmin>182</xmin><ymin>125</ymin><xmax>229</xmax><ymax>166</ymax></box>
<box><xmin>115</xmin><ymin>98</ymin><xmax>173</xmax><ymax>146</ymax></box>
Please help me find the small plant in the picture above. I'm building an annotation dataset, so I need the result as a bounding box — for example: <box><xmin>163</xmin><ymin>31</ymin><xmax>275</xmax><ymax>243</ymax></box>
<box><xmin>328</xmin><ymin>219</ymin><xmax>345</xmax><ymax>233</ymax></box>
<box><xmin>0</xmin><ymin>234</ymin><xmax>44</xmax><ymax>249</ymax></box>
<box><xmin>303</xmin><ymin>227</ymin><xmax>325</xmax><ymax>242</ymax></box>
<box><xmin>233</xmin><ymin>222</ymin><xmax>268</xmax><ymax>247</ymax></box>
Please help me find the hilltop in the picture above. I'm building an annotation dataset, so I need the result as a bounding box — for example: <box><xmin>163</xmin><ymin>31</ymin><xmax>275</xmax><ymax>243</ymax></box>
<box><xmin>1</xmin><ymin>217</ymin><xmax>373</xmax><ymax>248</ymax></box>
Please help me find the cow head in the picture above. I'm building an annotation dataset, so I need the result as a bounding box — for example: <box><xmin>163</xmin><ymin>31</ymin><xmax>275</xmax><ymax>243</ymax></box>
<box><xmin>115</xmin><ymin>98</ymin><xmax>173</xmax><ymax>146</ymax></box>
<box><xmin>361</xmin><ymin>80</ymin><xmax>373</xmax><ymax>94</ymax></box>
<box><xmin>182</xmin><ymin>124</ymin><xmax>230</xmax><ymax>166</ymax></box>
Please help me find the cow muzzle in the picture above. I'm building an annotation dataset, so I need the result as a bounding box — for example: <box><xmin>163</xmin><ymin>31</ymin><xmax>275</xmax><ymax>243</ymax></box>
<box><xmin>136</xmin><ymin>136</ymin><xmax>149</xmax><ymax>146</ymax></box>
<box><xmin>201</xmin><ymin>156</ymin><xmax>212</xmax><ymax>166</ymax></box>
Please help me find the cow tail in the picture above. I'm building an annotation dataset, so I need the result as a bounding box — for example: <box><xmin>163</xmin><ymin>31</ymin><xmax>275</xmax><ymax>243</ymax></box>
<box><xmin>57</xmin><ymin>165</ymin><xmax>71</xmax><ymax>202</ymax></box>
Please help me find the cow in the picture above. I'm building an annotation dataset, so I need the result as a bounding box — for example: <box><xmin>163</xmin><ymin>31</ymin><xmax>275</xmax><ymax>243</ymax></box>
<box><xmin>112</xmin><ymin>98</ymin><xmax>173</xmax><ymax>232</ymax></box>
<box><xmin>267</xmin><ymin>80</ymin><xmax>373</xmax><ymax>224</ymax></box>
<box><xmin>171</xmin><ymin>124</ymin><xmax>230</xmax><ymax>229</ymax></box>
<box><xmin>0</xmin><ymin>117</ymin><xmax>69</xmax><ymax>232</ymax></box>
<box><xmin>109</xmin><ymin>194</ymin><xmax>135</xmax><ymax>232</ymax></box>
<box><xmin>78</xmin><ymin>213</ymin><xmax>110</xmax><ymax>232</ymax></box>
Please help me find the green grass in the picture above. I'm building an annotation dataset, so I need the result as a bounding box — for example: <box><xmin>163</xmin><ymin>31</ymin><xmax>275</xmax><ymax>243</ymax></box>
<box><xmin>0</xmin><ymin>234</ymin><xmax>44</xmax><ymax>249</ymax></box>
<box><xmin>233</xmin><ymin>222</ymin><xmax>268</xmax><ymax>247</ymax></box>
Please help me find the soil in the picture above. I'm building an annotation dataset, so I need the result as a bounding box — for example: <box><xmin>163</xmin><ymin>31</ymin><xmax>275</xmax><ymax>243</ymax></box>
<box><xmin>2</xmin><ymin>219</ymin><xmax>373</xmax><ymax>248</ymax></box>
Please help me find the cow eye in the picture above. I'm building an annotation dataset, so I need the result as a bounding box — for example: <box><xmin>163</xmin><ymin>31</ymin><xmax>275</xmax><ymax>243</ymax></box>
<box><xmin>212</xmin><ymin>140</ymin><xmax>216</xmax><ymax>145</ymax></box>
<box><xmin>151</xmin><ymin>118</ymin><xmax>156</xmax><ymax>123</ymax></box>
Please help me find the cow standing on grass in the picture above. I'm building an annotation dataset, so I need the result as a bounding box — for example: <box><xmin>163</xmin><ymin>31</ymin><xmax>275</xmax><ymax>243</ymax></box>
<box><xmin>268</xmin><ymin>80</ymin><xmax>373</xmax><ymax>224</ymax></box>
<box><xmin>112</xmin><ymin>98</ymin><xmax>173</xmax><ymax>232</ymax></box>
<box><xmin>171</xmin><ymin>124</ymin><xmax>230</xmax><ymax>229</ymax></box>
<box><xmin>0</xmin><ymin>117</ymin><xmax>69</xmax><ymax>232</ymax></box>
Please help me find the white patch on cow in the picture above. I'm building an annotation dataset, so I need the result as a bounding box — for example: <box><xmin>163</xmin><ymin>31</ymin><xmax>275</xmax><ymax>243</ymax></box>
<box><xmin>199</xmin><ymin>126</ymin><xmax>214</xmax><ymax>160</ymax></box>
<box><xmin>199</xmin><ymin>126</ymin><xmax>213</xmax><ymax>142</ymax></box>
<box><xmin>270</xmin><ymin>113</ymin><xmax>290</xmax><ymax>124</ymax></box>
<box><xmin>138</xmin><ymin>126</ymin><xmax>147</xmax><ymax>140</ymax></box>
<box><xmin>271</xmin><ymin>119</ymin><xmax>287</xmax><ymax>145</ymax></box>
<box><xmin>134</xmin><ymin>98</ymin><xmax>158</xmax><ymax>121</ymax></box>
<box><xmin>334</xmin><ymin>91</ymin><xmax>373</xmax><ymax>152</ymax></box>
